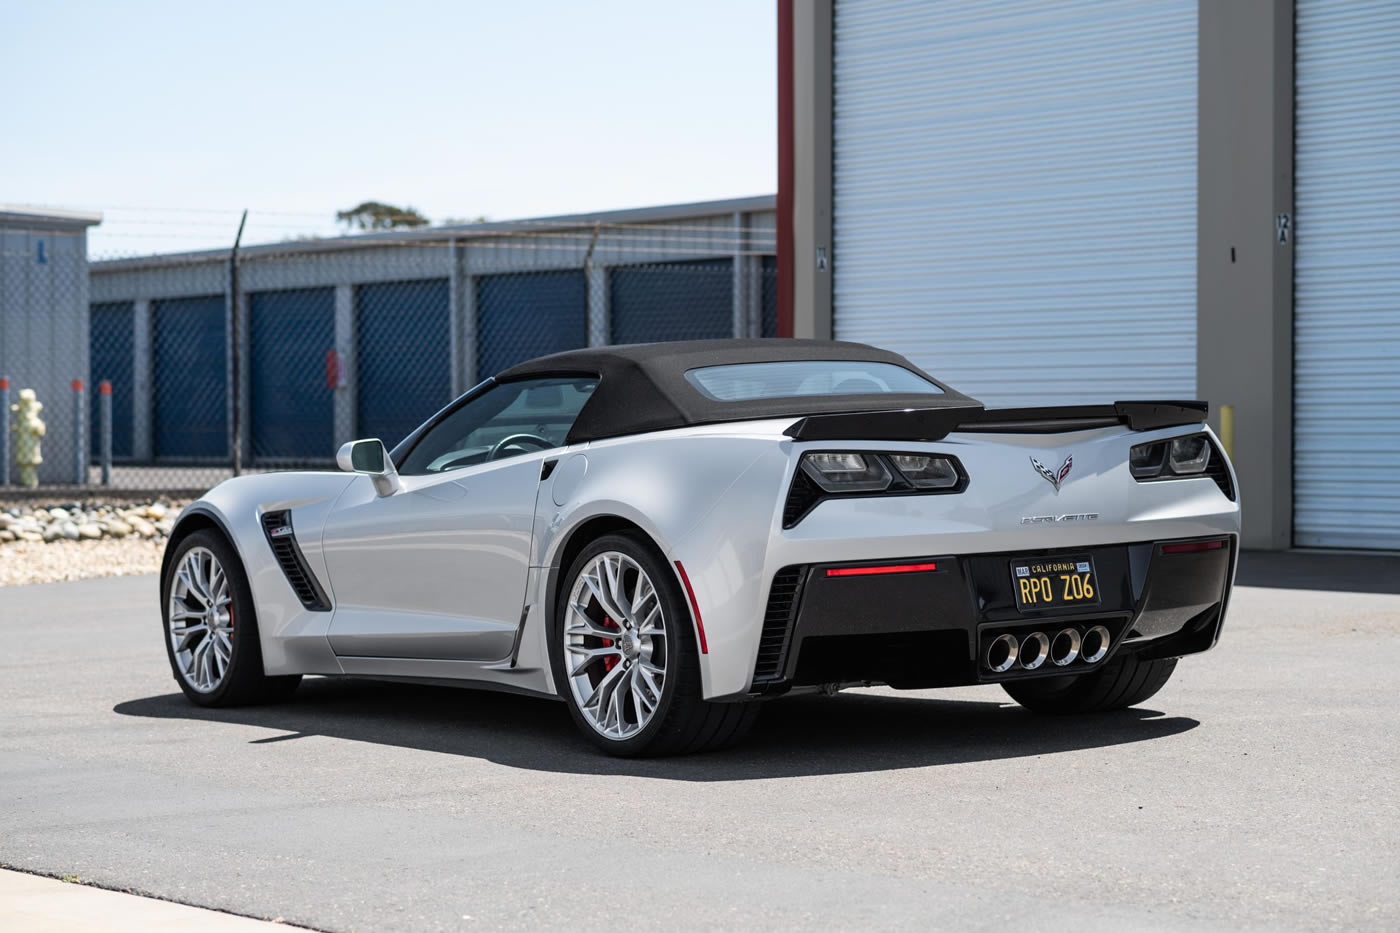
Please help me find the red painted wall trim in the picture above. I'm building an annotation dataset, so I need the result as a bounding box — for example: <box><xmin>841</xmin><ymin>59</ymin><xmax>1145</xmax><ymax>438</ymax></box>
<box><xmin>776</xmin><ymin>0</ymin><xmax>795</xmax><ymax>338</ymax></box>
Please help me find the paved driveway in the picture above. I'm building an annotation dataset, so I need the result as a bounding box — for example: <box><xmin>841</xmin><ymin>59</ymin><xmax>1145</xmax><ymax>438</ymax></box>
<box><xmin>1</xmin><ymin>563</ymin><xmax>1396</xmax><ymax>931</ymax></box>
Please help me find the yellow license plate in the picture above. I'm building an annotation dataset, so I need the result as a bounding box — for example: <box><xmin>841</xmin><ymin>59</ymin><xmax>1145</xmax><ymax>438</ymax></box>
<box><xmin>1010</xmin><ymin>556</ymin><xmax>1100</xmax><ymax>611</ymax></box>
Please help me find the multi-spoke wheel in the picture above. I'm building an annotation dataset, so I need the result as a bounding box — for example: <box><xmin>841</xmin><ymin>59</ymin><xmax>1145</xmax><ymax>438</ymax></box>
<box><xmin>552</xmin><ymin>532</ymin><xmax>759</xmax><ymax>756</ymax></box>
<box><xmin>168</xmin><ymin>546</ymin><xmax>235</xmax><ymax>693</ymax></box>
<box><xmin>563</xmin><ymin>550</ymin><xmax>668</xmax><ymax>740</ymax></box>
<box><xmin>161</xmin><ymin>529</ymin><xmax>300</xmax><ymax>707</ymax></box>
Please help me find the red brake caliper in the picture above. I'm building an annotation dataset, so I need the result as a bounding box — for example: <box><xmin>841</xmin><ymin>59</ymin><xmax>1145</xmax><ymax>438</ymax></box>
<box><xmin>601</xmin><ymin>617</ymin><xmax>619</xmax><ymax>672</ymax></box>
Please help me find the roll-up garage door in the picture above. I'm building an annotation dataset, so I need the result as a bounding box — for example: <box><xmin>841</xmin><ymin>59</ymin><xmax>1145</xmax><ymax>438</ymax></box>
<box><xmin>609</xmin><ymin>259</ymin><xmax>733</xmax><ymax>343</ymax></box>
<box><xmin>832</xmin><ymin>0</ymin><xmax>1197</xmax><ymax>405</ymax></box>
<box><xmin>153</xmin><ymin>296</ymin><xmax>226</xmax><ymax>460</ymax></box>
<box><xmin>250</xmin><ymin>288</ymin><xmax>335</xmax><ymax>463</ymax></box>
<box><xmin>90</xmin><ymin>301</ymin><xmax>133</xmax><ymax>459</ymax></box>
<box><xmin>1294</xmin><ymin>0</ymin><xmax>1400</xmax><ymax>550</ymax></box>
<box><xmin>476</xmin><ymin>270</ymin><xmax>586</xmax><ymax>377</ymax></box>
<box><xmin>356</xmin><ymin>279</ymin><xmax>451</xmax><ymax>448</ymax></box>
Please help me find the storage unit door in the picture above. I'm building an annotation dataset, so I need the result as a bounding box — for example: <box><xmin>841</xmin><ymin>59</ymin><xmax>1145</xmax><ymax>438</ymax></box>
<box><xmin>476</xmin><ymin>270</ymin><xmax>586</xmax><ymax>377</ymax></box>
<box><xmin>608</xmin><ymin>259</ymin><xmax>733</xmax><ymax>343</ymax></box>
<box><xmin>760</xmin><ymin>256</ymin><xmax>779</xmax><ymax>338</ymax></box>
<box><xmin>89</xmin><ymin>301</ymin><xmax>134</xmax><ymax>458</ymax></box>
<box><xmin>250</xmin><ymin>288</ymin><xmax>335</xmax><ymax>463</ymax></box>
<box><xmin>1293</xmin><ymin>0</ymin><xmax>1400</xmax><ymax>550</ymax></box>
<box><xmin>831</xmin><ymin>0</ymin><xmax>1197</xmax><ymax>405</ymax></box>
<box><xmin>152</xmin><ymin>296</ymin><xmax>226</xmax><ymax>460</ymax></box>
<box><xmin>356</xmin><ymin>279</ymin><xmax>451</xmax><ymax>449</ymax></box>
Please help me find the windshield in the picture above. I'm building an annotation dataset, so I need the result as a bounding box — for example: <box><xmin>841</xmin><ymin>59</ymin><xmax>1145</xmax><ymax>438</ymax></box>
<box><xmin>684</xmin><ymin>360</ymin><xmax>943</xmax><ymax>402</ymax></box>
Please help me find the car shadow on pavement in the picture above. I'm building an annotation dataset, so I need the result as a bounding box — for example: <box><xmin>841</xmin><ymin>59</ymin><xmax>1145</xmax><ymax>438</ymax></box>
<box><xmin>114</xmin><ymin>677</ymin><xmax>1197</xmax><ymax>781</ymax></box>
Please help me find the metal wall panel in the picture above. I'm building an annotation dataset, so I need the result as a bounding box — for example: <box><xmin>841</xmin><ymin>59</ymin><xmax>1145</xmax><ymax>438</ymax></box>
<box><xmin>1293</xmin><ymin>0</ymin><xmax>1400</xmax><ymax>550</ymax></box>
<box><xmin>476</xmin><ymin>270</ymin><xmax>587</xmax><ymax>377</ymax></box>
<box><xmin>608</xmin><ymin>259</ymin><xmax>734</xmax><ymax>344</ymax></box>
<box><xmin>356</xmin><ymin>279</ymin><xmax>452</xmax><ymax>448</ymax></box>
<box><xmin>250</xmin><ymin>288</ymin><xmax>335</xmax><ymax>462</ymax></box>
<box><xmin>89</xmin><ymin>301</ymin><xmax>134</xmax><ymax>458</ymax></box>
<box><xmin>832</xmin><ymin>0</ymin><xmax>1197</xmax><ymax>404</ymax></box>
<box><xmin>152</xmin><ymin>296</ymin><xmax>226</xmax><ymax>460</ymax></box>
<box><xmin>0</xmin><ymin>228</ymin><xmax>90</xmax><ymax>482</ymax></box>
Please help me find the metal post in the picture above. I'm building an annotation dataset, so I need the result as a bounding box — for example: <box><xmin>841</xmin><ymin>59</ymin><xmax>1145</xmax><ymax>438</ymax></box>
<box><xmin>229</xmin><ymin>209</ymin><xmax>248</xmax><ymax>476</ymax></box>
<box><xmin>99</xmin><ymin>380</ymin><xmax>113</xmax><ymax>486</ymax></box>
<box><xmin>0</xmin><ymin>377</ymin><xmax>9</xmax><ymax>486</ymax></box>
<box><xmin>72</xmin><ymin>379</ymin><xmax>86</xmax><ymax>485</ymax></box>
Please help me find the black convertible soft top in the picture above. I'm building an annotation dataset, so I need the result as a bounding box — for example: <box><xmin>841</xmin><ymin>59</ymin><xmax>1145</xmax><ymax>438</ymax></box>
<box><xmin>495</xmin><ymin>339</ymin><xmax>982</xmax><ymax>443</ymax></box>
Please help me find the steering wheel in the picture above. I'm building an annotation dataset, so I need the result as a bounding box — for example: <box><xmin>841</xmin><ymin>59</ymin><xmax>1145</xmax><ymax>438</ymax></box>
<box><xmin>487</xmin><ymin>433</ymin><xmax>553</xmax><ymax>461</ymax></box>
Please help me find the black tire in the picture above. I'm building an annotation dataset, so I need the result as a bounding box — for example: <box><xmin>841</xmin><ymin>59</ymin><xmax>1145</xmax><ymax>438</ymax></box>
<box><xmin>161</xmin><ymin>529</ymin><xmax>301</xmax><ymax>707</ymax></box>
<box><xmin>550</xmin><ymin>531</ymin><xmax>759</xmax><ymax>757</ymax></box>
<box><xmin>1001</xmin><ymin>653</ymin><xmax>1177</xmax><ymax>714</ymax></box>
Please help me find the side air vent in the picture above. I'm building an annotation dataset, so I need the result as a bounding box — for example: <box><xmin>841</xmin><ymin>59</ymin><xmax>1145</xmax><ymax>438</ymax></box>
<box><xmin>1204</xmin><ymin>440</ymin><xmax>1236</xmax><ymax>501</ymax></box>
<box><xmin>752</xmin><ymin>566</ymin><xmax>806</xmax><ymax>685</ymax></box>
<box><xmin>782</xmin><ymin>469</ymin><xmax>823</xmax><ymax>528</ymax></box>
<box><xmin>260</xmin><ymin>510</ymin><xmax>332</xmax><ymax>611</ymax></box>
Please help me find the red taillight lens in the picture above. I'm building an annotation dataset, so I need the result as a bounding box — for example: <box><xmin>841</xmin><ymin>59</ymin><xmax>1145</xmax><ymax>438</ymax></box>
<box><xmin>1161</xmin><ymin>540</ymin><xmax>1226</xmax><ymax>554</ymax></box>
<box><xmin>825</xmin><ymin>562</ymin><xmax>938</xmax><ymax>577</ymax></box>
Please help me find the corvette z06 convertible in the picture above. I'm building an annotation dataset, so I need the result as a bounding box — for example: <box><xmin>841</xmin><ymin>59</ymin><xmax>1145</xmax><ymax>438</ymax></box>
<box><xmin>160</xmin><ymin>340</ymin><xmax>1239</xmax><ymax>756</ymax></box>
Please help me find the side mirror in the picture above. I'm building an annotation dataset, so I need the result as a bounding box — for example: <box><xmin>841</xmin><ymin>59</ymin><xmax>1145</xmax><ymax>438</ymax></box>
<box><xmin>336</xmin><ymin>438</ymin><xmax>401</xmax><ymax>497</ymax></box>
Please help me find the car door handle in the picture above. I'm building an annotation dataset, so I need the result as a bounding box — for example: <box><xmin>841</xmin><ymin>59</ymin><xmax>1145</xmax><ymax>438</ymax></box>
<box><xmin>540</xmin><ymin>459</ymin><xmax>559</xmax><ymax>481</ymax></box>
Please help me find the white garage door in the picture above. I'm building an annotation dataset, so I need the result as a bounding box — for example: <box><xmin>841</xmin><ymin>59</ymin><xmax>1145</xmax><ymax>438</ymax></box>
<box><xmin>1294</xmin><ymin>0</ymin><xmax>1400</xmax><ymax>550</ymax></box>
<box><xmin>832</xmin><ymin>0</ymin><xmax>1197</xmax><ymax>406</ymax></box>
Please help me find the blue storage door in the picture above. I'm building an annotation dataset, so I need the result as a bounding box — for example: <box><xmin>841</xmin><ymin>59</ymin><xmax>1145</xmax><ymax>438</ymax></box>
<box><xmin>608</xmin><ymin>258</ymin><xmax>733</xmax><ymax>344</ymax></box>
<box><xmin>153</xmin><ymin>296</ymin><xmax>227</xmax><ymax>459</ymax></box>
<box><xmin>356</xmin><ymin>279</ymin><xmax>451</xmax><ymax>448</ymax></box>
<box><xmin>760</xmin><ymin>256</ymin><xmax>779</xmax><ymax>338</ymax></box>
<box><xmin>476</xmin><ymin>270</ymin><xmax>587</xmax><ymax>377</ymax></box>
<box><xmin>250</xmin><ymin>288</ymin><xmax>335</xmax><ymax>462</ymax></box>
<box><xmin>89</xmin><ymin>301</ymin><xmax>134</xmax><ymax>458</ymax></box>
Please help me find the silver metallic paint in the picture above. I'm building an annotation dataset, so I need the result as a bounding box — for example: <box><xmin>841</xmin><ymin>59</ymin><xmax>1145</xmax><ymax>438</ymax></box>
<box><xmin>168</xmin><ymin>419</ymin><xmax>1240</xmax><ymax>702</ymax></box>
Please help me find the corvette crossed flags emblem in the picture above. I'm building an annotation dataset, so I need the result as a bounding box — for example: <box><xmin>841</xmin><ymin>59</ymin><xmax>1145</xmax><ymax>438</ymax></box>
<box><xmin>1030</xmin><ymin>454</ymin><xmax>1073</xmax><ymax>493</ymax></box>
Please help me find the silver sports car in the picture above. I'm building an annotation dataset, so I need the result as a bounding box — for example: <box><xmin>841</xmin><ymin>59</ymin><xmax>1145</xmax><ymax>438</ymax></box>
<box><xmin>160</xmin><ymin>339</ymin><xmax>1240</xmax><ymax>756</ymax></box>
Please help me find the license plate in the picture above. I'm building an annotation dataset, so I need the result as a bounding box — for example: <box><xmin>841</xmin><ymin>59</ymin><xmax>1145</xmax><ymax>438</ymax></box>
<box><xmin>1010</xmin><ymin>555</ymin><xmax>1100</xmax><ymax>611</ymax></box>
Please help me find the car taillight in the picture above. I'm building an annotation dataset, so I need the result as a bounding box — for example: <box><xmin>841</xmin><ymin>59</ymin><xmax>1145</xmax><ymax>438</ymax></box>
<box><xmin>784</xmin><ymin>451</ymin><xmax>968</xmax><ymax>527</ymax></box>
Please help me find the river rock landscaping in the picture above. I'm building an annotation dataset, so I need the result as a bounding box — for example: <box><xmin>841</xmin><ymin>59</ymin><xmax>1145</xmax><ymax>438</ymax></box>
<box><xmin>0</xmin><ymin>501</ymin><xmax>188</xmax><ymax>586</ymax></box>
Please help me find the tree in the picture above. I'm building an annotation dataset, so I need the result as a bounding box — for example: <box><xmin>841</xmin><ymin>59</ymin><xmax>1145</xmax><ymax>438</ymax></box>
<box><xmin>335</xmin><ymin>201</ymin><xmax>430</xmax><ymax>231</ymax></box>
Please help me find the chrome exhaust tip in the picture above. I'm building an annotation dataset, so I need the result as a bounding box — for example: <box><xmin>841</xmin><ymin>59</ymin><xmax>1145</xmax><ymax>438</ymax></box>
<box><xmin>1082</xmin><ymin>625</ymin><xmax>1110</xmax><ymax>664</ymax></box>
<box><xmin>1018</xmin><ymin>631</ymin><xmax>1050</xmax><ymax>671</ymax></box>
<box><xmin>986</xmin><ymin>633</ymin><xmax>1019</xmax><ymax>673</ymax></box>
<box><xmin>1050</xmin><ymin>628</ymin><xmax>1082</xmax><ymax>667</ymax></box>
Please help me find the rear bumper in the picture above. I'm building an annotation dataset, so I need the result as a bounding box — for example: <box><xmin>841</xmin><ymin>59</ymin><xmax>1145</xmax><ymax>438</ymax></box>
<box><xmin>747</xmin><ymin>534</ymin><xmax>1236</xmax><ymax>695</ymax></box>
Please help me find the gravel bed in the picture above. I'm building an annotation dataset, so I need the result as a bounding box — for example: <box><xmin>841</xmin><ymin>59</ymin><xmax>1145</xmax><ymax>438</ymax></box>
<box><xmin>0</xmin><ymin>501</ymin><xmax>188</xmax><ymax>587</ymax></box>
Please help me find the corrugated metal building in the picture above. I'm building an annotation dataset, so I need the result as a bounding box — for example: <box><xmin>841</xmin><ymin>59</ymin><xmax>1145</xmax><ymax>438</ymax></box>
<box><xmin>781</xmin><ymin>0</ymin><xmax>1400</xmax><ymax>551</ymax></box>
<box><xmin>89</xmin><ymin>197</ymin><xmax>776</xmax><ymax>467</ymax></box>
<box><xmin>0</xmin><ymin>205</ymin><xmax>103</xmax><ymax>484</ymax></box>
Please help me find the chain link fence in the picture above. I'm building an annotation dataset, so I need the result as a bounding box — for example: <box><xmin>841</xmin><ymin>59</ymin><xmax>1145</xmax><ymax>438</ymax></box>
<box><xmin>1</xmin><ymin>203</ymin><xmax>777</xmax><ymax>498</ymax></box>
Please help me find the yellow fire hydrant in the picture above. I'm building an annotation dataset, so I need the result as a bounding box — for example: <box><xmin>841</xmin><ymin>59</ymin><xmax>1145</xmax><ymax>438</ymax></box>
<box><xmin>11</xmin><ymin>388</ymin><xmax>46</xmax><ymax>488</ymax></box>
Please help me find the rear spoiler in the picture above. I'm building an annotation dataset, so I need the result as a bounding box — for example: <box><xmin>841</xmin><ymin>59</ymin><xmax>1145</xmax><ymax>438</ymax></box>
<box><xmin>783</xmin><ymin>401</ymin><xmax>1208</xmax><ymax>443</ymax></box>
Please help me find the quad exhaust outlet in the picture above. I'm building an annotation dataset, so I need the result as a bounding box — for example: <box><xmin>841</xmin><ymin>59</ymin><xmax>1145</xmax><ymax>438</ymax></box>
<box><xmin>983</xmin><ymin>625</ymin><xmax>1111</xmax><ymax>673</ymax></box>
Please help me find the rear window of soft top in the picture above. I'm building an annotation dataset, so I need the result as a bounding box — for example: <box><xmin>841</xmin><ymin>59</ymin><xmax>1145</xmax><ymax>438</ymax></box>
<box><xmin>684</xmin><ymin>360</ymin><xmax>944</xmax><ymax>402</ymax></box>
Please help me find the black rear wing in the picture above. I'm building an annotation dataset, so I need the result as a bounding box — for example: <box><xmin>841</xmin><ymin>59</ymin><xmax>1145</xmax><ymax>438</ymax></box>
<box><xmin>783</xmin><ymin>401</ymin><xmax>1208</xmax><ymax>443</ymax></box>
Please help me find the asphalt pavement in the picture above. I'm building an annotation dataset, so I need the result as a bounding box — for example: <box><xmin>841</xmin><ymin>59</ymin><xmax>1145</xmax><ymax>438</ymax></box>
<box><xmin>1</xmin><ymin>558</ymin><xmax>1396</xmax><ymax>931</ymax></box>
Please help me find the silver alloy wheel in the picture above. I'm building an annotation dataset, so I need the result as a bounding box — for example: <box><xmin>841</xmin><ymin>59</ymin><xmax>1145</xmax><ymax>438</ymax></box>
<box><xmin>168</xmin><ymin>546</ymin><xmax>234</xmax><ymax>693</ymax></box>
<box><xmin>563</xmin><ymin>551</ymin><xmax>667</xmax><ymax>740</ymax></box>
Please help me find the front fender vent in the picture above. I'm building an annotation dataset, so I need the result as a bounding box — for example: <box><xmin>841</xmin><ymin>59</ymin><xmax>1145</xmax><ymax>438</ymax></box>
<box><xmin>752</xmin><ymin>565</ymin><xmax>806</xmax><ymax>685</ymax></box>
<box><xmin>260</xmin><ymin>510</ymin><xmax>332</xmax><ymax>611</ymax></box>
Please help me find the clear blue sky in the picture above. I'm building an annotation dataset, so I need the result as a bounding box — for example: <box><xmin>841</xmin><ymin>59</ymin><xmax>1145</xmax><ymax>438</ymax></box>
<box><xmin>0</xmin><ymin>0</ymin><xmax>777</xmax><ymax>257</ymax></box>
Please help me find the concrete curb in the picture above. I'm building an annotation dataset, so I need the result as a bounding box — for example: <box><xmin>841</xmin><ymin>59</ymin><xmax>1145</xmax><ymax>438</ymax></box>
<box><xmin>0</xmin><ymin>868</ymin><xmax>297</xmax><ymax>932</ymax></box>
